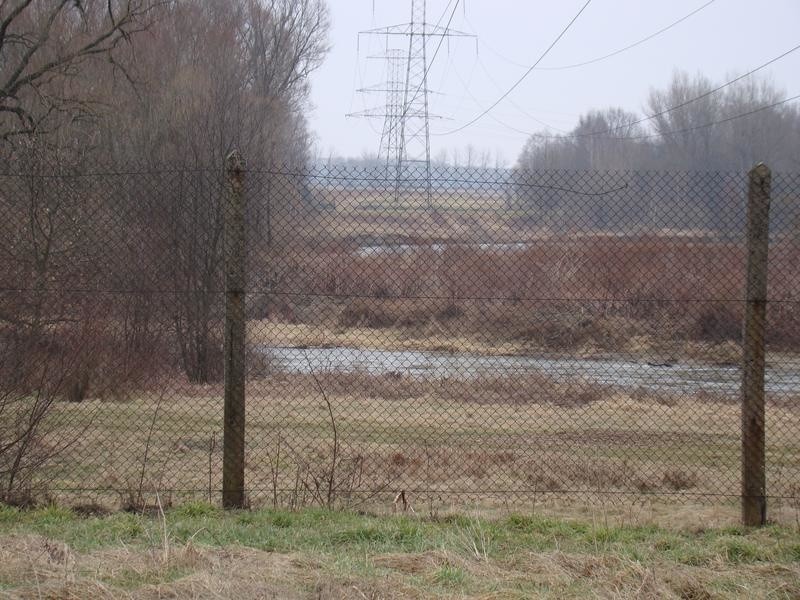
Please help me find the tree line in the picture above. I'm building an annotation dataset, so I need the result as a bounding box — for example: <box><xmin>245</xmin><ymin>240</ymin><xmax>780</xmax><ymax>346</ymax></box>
<box><xmin>0</xmin><ymin>0</ymin><xmax>330</xmax><ymax>498</ymax></box>
<box><xmin>511</xmin><ymin>72</ymin><xmax>800</xmax><ymax>233</ymax></box>
<box><xmin>0</xmin><ymin>0</ymin><xmax>329</xmax><ymax>391</ymax></box>
<box><xmin>1</xmin><ymin>0</ymin><xmax>329</xmax><ymax>168</ymax></box>
<box><xmin>517</xmin><ymin>71</ymin><xmax>800</xmax><ymax>172</ymax></box>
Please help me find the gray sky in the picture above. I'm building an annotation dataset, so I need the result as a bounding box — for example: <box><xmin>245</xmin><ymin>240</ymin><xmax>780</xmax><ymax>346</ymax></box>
<box><xmin>308</xmin><ymin>0</ymin><xmax>800</xmax><ymax>165</ymax></box>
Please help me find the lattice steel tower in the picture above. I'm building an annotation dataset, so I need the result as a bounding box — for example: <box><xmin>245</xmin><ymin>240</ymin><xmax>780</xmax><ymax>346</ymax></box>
<box><xmin>378</xmin><ymin>49</ymin><xmax>406</xmax><ymax>171</ymax></box>
<box><xmin>349</xmin><ymin>0</ymin><xmax>473</xmax><ymax>205</ymax></box>
<box><xmin>398</xmin><ymin>0</ymin><xmax>433</xmax><ymax>183</ymax></box>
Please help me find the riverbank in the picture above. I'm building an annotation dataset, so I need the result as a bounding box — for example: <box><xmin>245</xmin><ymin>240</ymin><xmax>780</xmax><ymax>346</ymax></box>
<box><xmin>247</xmin><ymin>321</ymin><xmax>752</xmax><ymax>365</ymax></box>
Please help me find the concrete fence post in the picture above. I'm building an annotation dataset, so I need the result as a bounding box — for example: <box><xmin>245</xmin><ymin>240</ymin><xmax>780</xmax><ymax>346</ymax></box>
<box><xmin>741</xmin><ymin>162</ymin><xmax>772</xmax><ymax>527</ymax></box>
<box><xmin>223</xmin><ymin>150</ymin><xmax>247</xmax><ymax>509</ymax></box>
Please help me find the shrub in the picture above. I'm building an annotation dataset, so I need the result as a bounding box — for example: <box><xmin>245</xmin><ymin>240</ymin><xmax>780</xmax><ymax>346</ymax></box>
<box><xmin>339</xmin><ymin>300</ymin><xmax>396</xmax><ymax>329</ymax></box>
<box><xmin>692</xmin><ymin>304</ymin><xmax>742</xmax><ymax>343</ymax></box>
<box><xmin>435</xmin><ymin>303</ymin><xmax>465</xmax><ymax>322</ymax></box>
<box><xmin>661</xmin><ymin>468</ymin><xmax>698</xmax><ymax>491</ymax></box>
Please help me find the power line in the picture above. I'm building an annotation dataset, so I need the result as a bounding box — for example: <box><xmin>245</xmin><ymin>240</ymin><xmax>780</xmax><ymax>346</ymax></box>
<box><xmin>462</xmin><ymin>92</ymin><xmax>800</xmax><ymax>143</ymax></box>
<box><xmin>525</xmin><ymin>42</ymin><xmax>800</xmax><ymax>140</ymax></box>
<box><xmin>444</xmin><ymin>54</ymin><xmax>569</xmax><ymax>138</ymax></box>
<box><xmin>434</xmin><ymin>0</ymin><xmax>594</xmax><ymax>137</ymax></box>
<box><xmin>351</xmin><ymin>33</ymin><xmax>384</xmax><ymax>137</ymax></box>
<box><xmin>453</xmin><ymin>15</ymin><xmax>574</xmax><ymax>133</ymax></box>
<box><xmin>539</xmin><ymin>0</ymin><xmax>717</xmax><ymax>70</ymax></box>
<box><xmin>474</xmin><ymin>56</ymin><xmax>570</xmax><ymax>133</ymax></box>
<box><xmin>435</xmin><ymin>53</ymin><xmax>477</xmax><ymax>116</ymax></box>
<box><xmin>467</xmin><ymin>0</ymin><xmax>718</xmax><ymax>72</ymax></box>
<box><xmin>615</xmin><ymin>92</ymin><xmax>800</xmax><ymax>141</ymax></box>
<box><xmin>425</xmin><ymin>6</ymin><xmax>566</xmax><ymax>148</ymax></box>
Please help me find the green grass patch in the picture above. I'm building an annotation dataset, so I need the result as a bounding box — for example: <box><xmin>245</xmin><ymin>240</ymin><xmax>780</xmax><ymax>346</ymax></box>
<box><xmin>172</xmin><ymin>501</ymin><xmax>221</xmax><ymax>519</ymax></box>
<box><xmin>1</xmin><ymin>503</ymin><xmax>798</xmax><ymax>598</ymax></box>
<box><xmin>102</xmin><ymin>565</ymin><xmax>191</xmax><ymax>591</ymax></box>
<box><xmin>2</xmin><ymin>503</ymin><xmax>798</xmax><ymax>565</ymax></box>
<box><xmin>432</xmin><ymin>564</ymin><xmax>468</xmax><ymax>587</ymax></box>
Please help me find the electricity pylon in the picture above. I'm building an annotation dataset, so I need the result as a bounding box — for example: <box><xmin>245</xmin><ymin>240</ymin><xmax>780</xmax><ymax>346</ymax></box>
<box><xmin>349</xmin><ymin>0</ymin><xmax>474</xmax><ymax>207</ymax></box>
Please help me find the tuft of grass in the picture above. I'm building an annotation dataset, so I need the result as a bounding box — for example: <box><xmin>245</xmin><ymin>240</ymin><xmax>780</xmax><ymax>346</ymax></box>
<box><xmin>270</xmin><ymin>512</ymin><xmax>294</xmax><ymax>528</ymax></box>
<box><xmin>0</xmin><ymin>504</ymin><xmax>19</xmax><ymax>523</ymax></box>
<box><xmin>504</xmin><ymin>513</ymin><xmax>588</xmax><ymax>537</ymax></box>
<box><xmin>788</xmin><ymin>544</ymin><xmax>800</xmax><ymax>561</ymax></box>
<box><xmin>35</xmin><ymin>504</ymin><xmax>75</xmax><ymax>525</ymax></box>
<box><xmin>431</xmin><ymin>564</ymin><xmax>468</xmax><ymax>587</ymax></box>
<box><xmin>662</xmin><ymin>468</ymin><xmax>699</xmax><ymax>491</ymax></box>
<box><xmin>172</xmin><ymin>501</ymin><xmax>220</xmax><ymax>519</ymax></box>
<box><xmin>717</xmin><ymin>537</ymin><xmax>766</xmax><ymax>564</ymax></box>
<box><xmin>103</xmin><ymin>565</ymin><xmax>191</xmax><ymax>591</ymax></box>
<box><xmin>332</xmin><ymin>519</ymin><xmax>423</xmax><ymax>547</ymax></box>
<box><xmin>333</xmin><ymin>525</ymin><xmax>391</xmax><ymax>544</ymax></box>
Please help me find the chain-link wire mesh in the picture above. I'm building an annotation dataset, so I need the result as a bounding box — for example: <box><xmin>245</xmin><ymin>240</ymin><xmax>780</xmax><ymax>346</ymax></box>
<box><xmin>1</xmin><ymin>164</ymin><xmax>798</xmax><ymax>516</ymax></box>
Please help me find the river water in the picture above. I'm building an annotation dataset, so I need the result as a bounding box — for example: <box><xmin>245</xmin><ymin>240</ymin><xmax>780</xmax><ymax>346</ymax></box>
<box><xmin>263</xmin><ymin>345</ymin><xmax>800</xmax><ymax>397</ymax></box>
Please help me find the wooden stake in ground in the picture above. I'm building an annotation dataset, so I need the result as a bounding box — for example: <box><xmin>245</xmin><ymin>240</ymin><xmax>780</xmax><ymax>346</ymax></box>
<box><xmin>223</xmin><ymin>150</ymin><xmax>247</xmax><ymax>509</ymax></box>
<box><xmin>741</xmin><ymin>162</ymin><xmax>771</xmax><ymax>527</ymax></box>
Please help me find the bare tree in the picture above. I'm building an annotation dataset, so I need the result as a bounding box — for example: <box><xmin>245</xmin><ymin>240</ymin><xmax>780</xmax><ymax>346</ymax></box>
<box><xmin>479</xmin><ymin>150</ymin><xmax>491</xmax><ymax>169</ymax></box>
<box><xmin>96</xmin><ymin>0</ymin><xmax>330</xmax><ymax>382</ymax></box>
<box><xmin>646</xmin><ymin>71</ymin><xmax>721</xmax><ymax>170</ymax></box>
<box><xmin>450</xmin><ymin>147</ymin><xmax>461</xmax><ymax>168</ymax></box>
<box><xmin>0</xmin><ymin>0</ymin><xmax>163</xmax><ymax>142</ymax></box>
<box><xmin>493</xmin><ymin>150</ymin><xmax>506</xmax><ymax>169</ymax></box>
<box><xmin>2</xmin><ymin>0</ymin><xmax>330</xmax><ymax>384</ymax></box>
<box><xmin>518</xmin><ymin>108</ymin><xmax>646</xmax><ymax>171</ymax></box>
<box><xmin>465</xmin><ymin>144</ymin><xmax>476</xmax><ymax>169</ymax></box>
<box><xmin>720</xmin><ymin>75</ymin><xmax>791</xmax><ymax>171</ymax></box>
<box><xmin>517</xmin><ymin>72</ymin><xmax>800</xmax><ymax>174</ymax></box>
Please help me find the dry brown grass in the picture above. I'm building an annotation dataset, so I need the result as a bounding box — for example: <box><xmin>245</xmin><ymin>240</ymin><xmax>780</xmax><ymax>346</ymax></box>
<box><xmin>3</xmin><ymin>527</ymin><xmax>800</xmax><ymax>599</ymax></box>
<box><xmin>25</xmin><ymin>371</ymin><xmax>800</xmax><ymax>521</ymax></box>
<box><xmin>0</xmin><ymin>534</ymin><xmax>310</xmax><ymax>599</ymax></box>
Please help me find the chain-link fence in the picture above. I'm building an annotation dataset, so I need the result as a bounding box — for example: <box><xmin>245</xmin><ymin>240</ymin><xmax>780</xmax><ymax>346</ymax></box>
<box><xmin>1</xmin><ymin>163</ymin><xmax>798</xmax><ymax>521</ymax></box>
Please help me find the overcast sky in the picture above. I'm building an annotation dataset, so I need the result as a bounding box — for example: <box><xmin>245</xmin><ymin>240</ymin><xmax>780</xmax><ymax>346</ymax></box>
<box><xmin>307</xmin><ymin>0</ymin><xmax>800</xmax><ymax>165</ymax></box>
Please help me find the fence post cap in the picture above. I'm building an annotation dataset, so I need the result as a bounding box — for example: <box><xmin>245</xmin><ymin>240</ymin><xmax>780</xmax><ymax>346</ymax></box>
<box><xmin>749</xmin><ymin>163</ymin><xmax>771</xmax><ymax>180</ymax></box>
<box><xmin>226</xmin><ymin>150</ymin><xmax>246</xmax><ymax>174</ymax></box>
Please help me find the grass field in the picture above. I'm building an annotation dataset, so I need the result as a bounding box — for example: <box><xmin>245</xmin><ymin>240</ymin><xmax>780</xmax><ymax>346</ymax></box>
<box><xmin>1</xmin><ymin>503</ymin><xmax>799</xmax><ymax>599</ymax></box>
<box><xmin>19</xmin><ymin>369</ymin><xmax>799</xmax><ymax>522</ymax></box>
